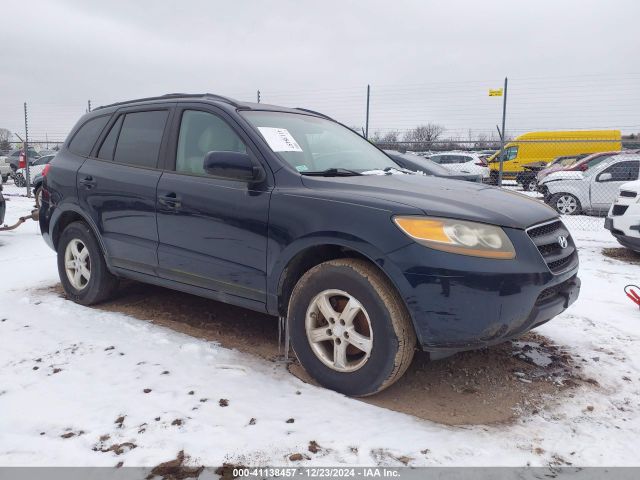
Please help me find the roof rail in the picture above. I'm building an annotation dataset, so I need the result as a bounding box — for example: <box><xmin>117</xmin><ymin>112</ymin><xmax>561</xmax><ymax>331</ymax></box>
<box><xmin>95</xmin><ymin>93</ymin><xmax>239</xmax><ymax>110</ymax></box>
<box><xmin>294</xmin><ymin>107</ymin><xmax>333</xmax><ymax>120</ymax></box>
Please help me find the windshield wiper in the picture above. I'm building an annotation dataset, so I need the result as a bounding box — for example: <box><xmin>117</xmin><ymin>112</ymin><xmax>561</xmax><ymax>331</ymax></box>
<box><xmin>301</xmin><ymin>168</ymin><xmax>362</xmax><ymax>177</ymax></box>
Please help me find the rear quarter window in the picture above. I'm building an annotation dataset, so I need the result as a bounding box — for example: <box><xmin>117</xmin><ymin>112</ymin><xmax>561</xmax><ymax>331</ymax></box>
<box><xmin>68</xmin><ymin>115</ymin><xmax>110</xmax><ymax>156</ymax></box>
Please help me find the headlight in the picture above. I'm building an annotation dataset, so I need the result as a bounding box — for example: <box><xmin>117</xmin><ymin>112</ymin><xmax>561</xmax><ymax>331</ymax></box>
<box><xmin>393</xmin><ymin>216</ymin><xmax>516</xmax><ymax>259</ymax></box>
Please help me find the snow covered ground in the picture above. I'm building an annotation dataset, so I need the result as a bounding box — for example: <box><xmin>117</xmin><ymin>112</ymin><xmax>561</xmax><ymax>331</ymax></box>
<box><xmin>1</xmin><ymin>195</ymin><xmax>640</xmax><ymax>468</ymax></box>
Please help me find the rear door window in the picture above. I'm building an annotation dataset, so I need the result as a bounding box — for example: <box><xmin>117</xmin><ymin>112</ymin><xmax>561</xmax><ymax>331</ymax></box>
<box><xmin>68</xmin><ymin>115</ymin><xmax>110</xmax><ymax>156</ymax></box>
<box><xmin>113</xmin><ymin>111</ymin><xmax>169</xmax><ymax>168</ymax></box>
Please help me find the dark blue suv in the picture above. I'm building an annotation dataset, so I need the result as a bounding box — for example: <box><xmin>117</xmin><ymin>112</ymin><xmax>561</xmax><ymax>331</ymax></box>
<box><xmin>39</xmin><ymin>94</ymin><xmax>580</xmax><ymax>396</ymax></box>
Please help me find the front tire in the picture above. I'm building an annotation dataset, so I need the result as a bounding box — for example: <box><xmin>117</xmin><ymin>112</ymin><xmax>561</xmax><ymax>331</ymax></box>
<box><xmin>549</xmin><ymin>193</ymin><xmax>581</xmax><ymax>215</ymax></box>
<box><xmin>57</xmin><ymin>222</ymin><xmax>118</xmax><ymax>305</ymax></box>
<box><xmin>14</xmin><ymin>173</ymin><xmax>26</xmax><ymax>188</ymax></box>
<box><xmin>288</xmin><ymin>259</ymin><xmax>416</xmax><ymax>396</ymax></box>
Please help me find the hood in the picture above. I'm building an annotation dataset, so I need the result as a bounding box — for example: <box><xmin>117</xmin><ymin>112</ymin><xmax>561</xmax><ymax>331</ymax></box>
<box><xmin>537</xmin><ymin>165</ymin><xmax>564</xmax><ymax>180</ymax></box>
<box><xmin>523</xmin><ymin>161</ymin><xmax>546</xmax><ymax>171</ymax></box>
<box><xmin>541</xmin><ymin>170</ymin><xmax>584</xmax><ymax>183</ymax></box>
<box><xmin>620</xmin><ymin>179</ymin><xmax>640</xmax><ymax>193</ymax></box>
<box><xmin>301</xmin><ymin>174</ymin><xmax>557</xmax><ymax>229</ymax></box>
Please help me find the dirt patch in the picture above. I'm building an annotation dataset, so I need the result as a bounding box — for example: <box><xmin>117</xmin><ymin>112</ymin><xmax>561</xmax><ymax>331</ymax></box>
<box><xmin>602</xmin><ymin>247</ymin><xmax>640</xmax><ymax>264</ymax></box>
<box><xmin>43</xmin><ymin>282</ymin><xmax>587</xmax><ymax>425</ymax></box>
<box><xmin>291</xmin><ymin>334</ymin><xmax>577</xmax><ymax>425</ymax></box>
<box><xmin>147</xmin><ymin>450</ymin><xmax>203</xmax><ymax>480</ymax></box>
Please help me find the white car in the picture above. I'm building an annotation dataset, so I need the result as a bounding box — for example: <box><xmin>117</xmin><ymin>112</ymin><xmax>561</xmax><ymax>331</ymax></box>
<box><xmin>12</xmin><ymin>154</ymin><xmax>55</xmax><ymax>187</ymax></box>
<box><xmin>0</xmin><ymin>156</ymin><xmax>11</xmax><ymax>182</ymax></box>
<box><xmin>539</xmin><ymin>154</ymin><xmax>640</xmax><ymax>215</ymax></box>
<box><xmin>428</xmin><ymin>152</ymin><xmax>489</xmax><ymax>179</ymax></box>
<box><xmin>605</xmin><ymin>180</ymin><xmax>640</xmax><ymax>252</ymax></box>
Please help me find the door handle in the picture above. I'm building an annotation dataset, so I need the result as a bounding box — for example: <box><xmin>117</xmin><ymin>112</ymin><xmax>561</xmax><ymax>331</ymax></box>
<box><xmin>158</xmin><ymin>192</ymin><xmax>182</xmax><ymax>209</ymax></box>
<box><xmin>80</xmin><ymin>175</ymin><xmax>97</xmax><ymax>189</ymax></box>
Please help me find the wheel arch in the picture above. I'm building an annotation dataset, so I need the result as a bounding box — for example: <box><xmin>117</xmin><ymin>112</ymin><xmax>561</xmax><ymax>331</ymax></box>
<box><xmin>271</xmin><ymin>238</ymin><xmax>411</xmax><ymax>321</ymax></box>
<box><xmin>51</xmin><ymin>204</ymin><xmax>108</xmax><ymax>258</ymax></box>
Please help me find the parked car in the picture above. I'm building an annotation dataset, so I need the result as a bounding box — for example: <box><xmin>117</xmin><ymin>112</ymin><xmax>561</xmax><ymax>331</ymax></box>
<box><xmin>539</xmin><ymin>154</ymin><xmax>640</xmax><ymax>215</ymax></box>
<box><xmin>7</xmin><ymin>148</ymin><xmax>41</xmax><ymax>171</ymax></box>
<box><xmin>427</xmin><ymin>152</ymin><xmax>489</xmax><ymax>179</ymax></box>
<box><xmin>40</xmin><ymin>93</ymin><xmax>580</xmax><ymax>396</ymax></box>
<box><xmin>384</xmin><ymin>151</ymin><xmax>482</xmax><ymax>182</ymax></box>
<box><xmin>487</xmin><ymin>130</ymin><xmax>621</xmax><ymax>182</ymax></box>
<box><xmin>516</xmin><ymin>155</ymin><xmax>588</xmax><ymax>192</ymax></box>
<box><xmin>0</xmin><ymin>156</ymin><xmax>11</xmax><ymax>182</ymax></box>
<box><xmin>0</xmin><ymin>184</ymin><xmax>5</xmax><ymax>225</ymax></box>
<box><xmin>605</xmin><ymin>180</ymin><xmax>640</xmax><ymax>252</ymax></box>
<box><xmin>540</xmin><ymin>150</ymin><xmax>640</xmax><ymax>183</ymax></box>
<box><xmin>38</xmin><ymin>149</ymin><xmax>59</xmax><ymax>156</ymax></box>
<box><xmin>13</xmin><ymin>154</ymin><xmax>55</xmax><ymax>188</ymax></box>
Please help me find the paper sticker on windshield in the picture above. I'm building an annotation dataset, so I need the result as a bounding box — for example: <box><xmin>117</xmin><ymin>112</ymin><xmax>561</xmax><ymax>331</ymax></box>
<box><xmin>258</xmin><ymin>127</ymin><xmax>303</xmax><ymax>152</ymax></box>
<box><xmin>295</xmin><ymin>165</ymin><xmax>309</xmax><ymax>172</ymax></box>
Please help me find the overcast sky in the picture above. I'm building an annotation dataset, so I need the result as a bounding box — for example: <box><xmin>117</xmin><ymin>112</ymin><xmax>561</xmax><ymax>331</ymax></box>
<box><xmin>2</xmin><ymin>0</ymin><xmax>639</xmax><ymax>142</ymax></box>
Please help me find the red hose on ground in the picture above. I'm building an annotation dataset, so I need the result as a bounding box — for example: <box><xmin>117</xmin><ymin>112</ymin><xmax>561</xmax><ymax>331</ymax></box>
<box><xmin>624</xmin><ymin>285</ymin><xmax>640</xmax><ymax>308</ymax></box>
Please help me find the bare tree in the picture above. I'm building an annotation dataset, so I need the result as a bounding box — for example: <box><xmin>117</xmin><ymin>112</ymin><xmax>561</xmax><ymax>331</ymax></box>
<box><xmin>402</xmin><ymin>124</ymin><xmax>445</xmax><ymax>151</ymax></box>
<box><xmin>0</xmin><ymin>128</ymin><xmax>11</xmax><ymax>152</ymax></box>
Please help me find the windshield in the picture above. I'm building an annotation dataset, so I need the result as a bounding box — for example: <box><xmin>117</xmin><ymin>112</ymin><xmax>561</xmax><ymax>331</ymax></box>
<box><xmin>241</xmin><ymin>111</ymin><xmax>399</xmax><ymax>173</ymax></box>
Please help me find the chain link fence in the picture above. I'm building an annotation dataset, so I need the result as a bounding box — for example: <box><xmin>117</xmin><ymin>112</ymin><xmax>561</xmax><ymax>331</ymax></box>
<box><xmin>378</xmin><ymin>138</ymin><xmax>639</xmax><ymax>224</ymax></box>
<box><xmin>1</xmin><ymin>74</ymin><xmax>639</xmax><ymax>234</ymax></box>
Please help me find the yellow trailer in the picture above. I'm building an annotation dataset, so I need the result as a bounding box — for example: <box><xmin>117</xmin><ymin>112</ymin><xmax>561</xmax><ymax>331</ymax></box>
<box><xmin>488</xmin><ymin>130</ymin><xmax>621</xmax><ymax>179</ymax></box>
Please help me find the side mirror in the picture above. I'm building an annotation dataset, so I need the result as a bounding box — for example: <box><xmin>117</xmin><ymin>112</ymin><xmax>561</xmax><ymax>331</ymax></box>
<box><xmin>203</xmin><ymin>151</ymin><xmax>265</xmax><ymax>183</ymax></box>
<box><xmin>598</xmin><ymin>172</ymin><xmax>612</xmax><ymax>182</ymax></box>
<box><xmin>579</xmin><ymin>164</ymin><xmax>588</xmax><ymax>171</ymax></box>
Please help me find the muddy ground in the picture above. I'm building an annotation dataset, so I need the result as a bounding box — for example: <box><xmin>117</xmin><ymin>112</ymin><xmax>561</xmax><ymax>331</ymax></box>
<box><xmin>43</xmin><ymin>281</ymin><xmax>595</xmax><ymax>426</ymax></box>
<box><xmin>602</xmin><ymin>247</ymin><xmax>640</xmax><ymax>265</ymax></box>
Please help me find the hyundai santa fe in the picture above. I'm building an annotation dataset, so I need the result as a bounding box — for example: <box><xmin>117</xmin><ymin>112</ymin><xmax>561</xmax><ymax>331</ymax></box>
<box><xmin>39</xmin><ymin>93</ymin><xmax>580</xmax><ymax>396</ymax></box>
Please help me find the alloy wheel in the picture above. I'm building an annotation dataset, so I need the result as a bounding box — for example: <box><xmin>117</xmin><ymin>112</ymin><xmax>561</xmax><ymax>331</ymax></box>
<box><xmin>305</xmin><ymin>289</ymin><xmax>373</xmax><ymax>372</ymax></box>
<box><xmin>556</xmin><ymin>195</ymin><xmax>578</xmax><ymax>214</ymax></box>
<box><xmin>64</xmin><ymin>238</ymin><xmax>91</xmax><ymax>290</ymax></box>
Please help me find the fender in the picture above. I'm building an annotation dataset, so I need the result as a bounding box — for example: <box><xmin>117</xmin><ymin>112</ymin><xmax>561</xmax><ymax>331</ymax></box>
<box><xmin>49</xmin><ymin>201</ymin><xmax>112</xmax><ymax>267</ymax></box>
<box><xmin>544</xmin><ymin>180</ymin><xmax>588</xmax><ymax>207</ymax></box>
<box><xmin>266</xmin><ymin>232</ymin><xmax>412</xmax><ymax>316</ymax></box>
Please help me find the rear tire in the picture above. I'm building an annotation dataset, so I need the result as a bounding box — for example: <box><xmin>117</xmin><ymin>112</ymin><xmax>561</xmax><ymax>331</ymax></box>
<box><xmin>57</xmin><ymin>221</ymin><xmax>118</xmax><ymax>305</ymax></box>
<box><xmin>34</xmin><ymin>187</ymin><xmax>42</xmax><ymax>208</ymax></box>
<box><xmin>288</xmin><ymin>259</ymin><xmax>416</xmax><ymax>396</ymax></box>
<box><xmin>549</xmin><ymin>193</ymin><xmax>581</xmax><ymax>215</ymax></box>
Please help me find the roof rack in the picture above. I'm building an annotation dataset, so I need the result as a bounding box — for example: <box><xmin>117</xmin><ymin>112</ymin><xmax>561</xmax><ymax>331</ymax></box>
<box><xmin>294</xmin><ymin>107</ymin><xmax>333</xmax><ymax>120</ymax></box>
<box><xmin>95</xmin><ymin>93</ymin><xmax>240</xmax><ymax>110</ymax></box>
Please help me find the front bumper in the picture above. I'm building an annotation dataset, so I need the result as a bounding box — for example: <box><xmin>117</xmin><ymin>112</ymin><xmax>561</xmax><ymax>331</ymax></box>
<box><xmin>386</xmin><ymin>226</ymin><xmax>580</xmax><ymax>357</ymax></box>
<box><xmin>605</xmin><ymin>214</ymin><xmax>640</xmax><ymax>252</ymax></box>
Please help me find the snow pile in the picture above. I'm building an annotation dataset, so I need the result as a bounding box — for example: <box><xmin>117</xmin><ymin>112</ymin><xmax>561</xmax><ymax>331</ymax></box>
<box><xmin>1</xmin><ymin>196</ymin><xmax>639</xmax><ymax>467</ymax></box>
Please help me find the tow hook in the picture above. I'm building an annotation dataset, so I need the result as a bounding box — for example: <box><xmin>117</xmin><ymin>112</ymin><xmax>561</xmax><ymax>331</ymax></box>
<box><xmin>0</xmin><ymin>208</ymin><xmax>39</xmax><ymax>231</ymax></box>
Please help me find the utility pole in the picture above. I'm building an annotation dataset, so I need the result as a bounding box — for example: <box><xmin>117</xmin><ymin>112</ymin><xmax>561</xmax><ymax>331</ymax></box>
<box><xmin>256</xmin><ymin>90</ymin><xmax>261</xmax><ymax>103</ymax></box>
<box><xmin>365</xmin><ymin>84</ymin><xmax>370</xmax><ymax>140</ymax></box>
<box><xmin>497</xmin><ymin>77</ymin><xmax>508</xmax><ymax>187</ymax></box>
<box><xmin>24</xmin><ymin>102</ymin><xmax>31</xmax><ymax>198</ymax></box>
